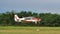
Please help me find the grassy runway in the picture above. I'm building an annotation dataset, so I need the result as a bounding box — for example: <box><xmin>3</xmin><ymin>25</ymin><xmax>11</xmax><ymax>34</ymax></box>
<box><xmin>0</xmin><ymin>26</ymin><xmax>60</xmax><ymax>34</ymax></box>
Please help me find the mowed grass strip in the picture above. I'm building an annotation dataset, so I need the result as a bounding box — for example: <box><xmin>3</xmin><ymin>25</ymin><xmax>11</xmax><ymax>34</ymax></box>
<box><xmin>0</xmin><ymin>26</ymin><xmax>60</xmax><ymax>34</ymax></box>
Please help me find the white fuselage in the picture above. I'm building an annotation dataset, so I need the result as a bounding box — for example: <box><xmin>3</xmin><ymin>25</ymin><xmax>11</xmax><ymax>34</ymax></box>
<box><xmin>14</xmin><ymin>15</ymin><xmax>41</xmax><ymax>24</ymax></box>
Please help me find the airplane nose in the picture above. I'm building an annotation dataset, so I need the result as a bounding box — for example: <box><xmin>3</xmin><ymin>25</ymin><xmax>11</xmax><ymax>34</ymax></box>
<box><xmin>38</xmin><ymin>19</ymin><xmax>41</xmax><ymax>21</ymax></box>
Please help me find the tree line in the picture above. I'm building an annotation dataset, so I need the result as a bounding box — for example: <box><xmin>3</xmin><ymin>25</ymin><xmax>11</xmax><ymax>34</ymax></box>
<box><xmin>0</xmin><ymin>10</ymin><xmax>60</xmax><ymax>26</ymax></box>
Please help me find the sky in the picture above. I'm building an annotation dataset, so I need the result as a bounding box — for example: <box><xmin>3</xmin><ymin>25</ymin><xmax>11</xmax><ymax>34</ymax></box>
<box><xmin>0</xmin><ymin>0</ymin><xmax>60</xmax><ymax>14</ymax></box>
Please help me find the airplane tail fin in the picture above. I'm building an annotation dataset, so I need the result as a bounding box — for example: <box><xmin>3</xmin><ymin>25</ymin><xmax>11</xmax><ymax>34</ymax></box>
<box><xmin>14</xmin><ymin>15</ymin><xmax>20</xmax><ymax>22</ymax></box>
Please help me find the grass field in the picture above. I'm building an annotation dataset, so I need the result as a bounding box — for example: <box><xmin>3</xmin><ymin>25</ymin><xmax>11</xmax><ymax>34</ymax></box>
<box><xmin>0</xmin><ymin>26</ymin><xmax>60</xmax><ymax>34</ymax></box>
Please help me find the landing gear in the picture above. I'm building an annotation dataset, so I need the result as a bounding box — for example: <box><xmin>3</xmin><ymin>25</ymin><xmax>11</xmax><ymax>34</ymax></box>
<box><xmin>35</xmin><ymin>21</ymin><xmax>40</xmax><ymax>24</ymax></box>
<box><xmin>35</xmin><ymin>21</ymin><xmax>38</xmax><ymax>24</ymax></box>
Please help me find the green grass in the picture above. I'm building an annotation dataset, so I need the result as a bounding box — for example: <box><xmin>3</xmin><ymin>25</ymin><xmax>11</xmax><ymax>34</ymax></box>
<box><xmin>0</xmin><ymin>26</ymin><xmax>60</xmax><ymax>34</ymax></box>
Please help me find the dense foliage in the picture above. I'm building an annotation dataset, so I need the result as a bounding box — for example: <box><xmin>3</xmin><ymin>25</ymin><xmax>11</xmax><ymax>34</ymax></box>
<box><xmin>0</xmin><ymin>10</ymin><xmax>60</xmax><ymax>26</ymax></box>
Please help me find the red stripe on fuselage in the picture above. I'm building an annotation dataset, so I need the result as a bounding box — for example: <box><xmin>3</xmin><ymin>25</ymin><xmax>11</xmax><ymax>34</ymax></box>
<box><xmin>32</xmin><ymin>18</ymin><xmax>39</xmax><ymax>20</ymax></box>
